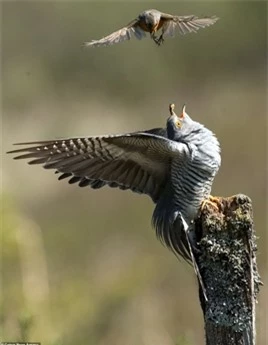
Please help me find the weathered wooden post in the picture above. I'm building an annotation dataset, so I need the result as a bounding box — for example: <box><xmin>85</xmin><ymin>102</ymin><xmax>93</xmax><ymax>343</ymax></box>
<box><xmin>195</xmin><ymin>194</ymin><xmax>262</xmax><ymax>345</ymax></box>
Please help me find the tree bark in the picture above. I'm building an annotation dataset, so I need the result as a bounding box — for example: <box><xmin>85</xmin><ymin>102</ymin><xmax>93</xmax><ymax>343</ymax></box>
<box><xmin>195</xmin><ymin>194</ymin><xmax>262</xmax><ymax>345</ymax></box>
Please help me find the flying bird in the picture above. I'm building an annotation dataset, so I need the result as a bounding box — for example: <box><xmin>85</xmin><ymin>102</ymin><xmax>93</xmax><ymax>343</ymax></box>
<box><xmin>7</xmin><ymin>104</ymin><xmax>221</xmax><ymax>263</ymax></box>
<box><xmin>82</xmin><ymin>9</ymin><xmax>219</xmax><ymax>47</ymax></box>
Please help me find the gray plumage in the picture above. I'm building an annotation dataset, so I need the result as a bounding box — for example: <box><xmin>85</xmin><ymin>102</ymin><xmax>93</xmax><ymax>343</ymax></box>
<box><xmin>83</xmin><ymin>9</ymin><xmax>219</xmax><ymax>47</ymax></box>
<box><xmin>7</xmin><ymin>104</ymin><xmax>221</xmax><ymax>262</ymax></box>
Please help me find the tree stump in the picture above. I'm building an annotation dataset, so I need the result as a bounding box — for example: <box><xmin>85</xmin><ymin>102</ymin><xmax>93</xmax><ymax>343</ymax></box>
<box><xmin>195</xmin><ymin>194</ymin><xmax>262</xmax><ymax>345</ymax></box>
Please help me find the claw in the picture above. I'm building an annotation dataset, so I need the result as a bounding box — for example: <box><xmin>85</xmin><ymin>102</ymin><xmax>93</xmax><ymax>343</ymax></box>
<box><xmin>153</xmin><ymin>37</ymin><xmax>161</xmax><ymax>46</ymax></box>
<box><xmin>152</xmin><ymin>33</ymin><xmax>164</xmax><ymax>46</ymax></box>
<box><xmin>201</xmin><ymin>195</ymin><xmax>222</xmax><ymax>212</ymax></box>
<box><xmin>157</xmin><ymin>34</ymin><xmax>164</xmax><ymax>45</ymax></box>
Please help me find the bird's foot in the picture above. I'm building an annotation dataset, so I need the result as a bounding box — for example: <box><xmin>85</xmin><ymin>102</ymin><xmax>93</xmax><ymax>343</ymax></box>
<box><xmin>152</xmin><ymin>33</ymin><xmax>164</xmax><ymax>46</ymax></box>
<box><xmin>153</xmin><ymin>35</ymin><xmax>164</xmax><ymax>46</ymax></box>
<box><xmin>201</xmin><ymin>195</ymin><xmax>222</xmax><ymax>213</ymax></box>
<box><xmin>153</xmin><ymin>37</ymin><xmax>160</xmax><ymax>46</ymax></box>
<box><xmin>156</xmin><ymin>34</ymin><xmax>164</xmax><ymax>46</ymax></box>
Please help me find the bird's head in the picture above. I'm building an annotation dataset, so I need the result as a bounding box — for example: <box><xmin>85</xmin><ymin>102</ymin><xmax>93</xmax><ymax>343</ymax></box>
<box><xmin>166</xmin><ymin>104</ymin><xmax>204</xmax><ymax>142</ymax></box>
<box><xmin>145</xmin><ymin>10</ymin><xmax>161</xmax><ymax>30</ymax></box>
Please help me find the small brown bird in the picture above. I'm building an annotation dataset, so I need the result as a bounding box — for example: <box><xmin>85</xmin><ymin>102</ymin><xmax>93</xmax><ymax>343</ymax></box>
<box><xmin>83</xmin><ymin>9</ymin><xmax>219</xmax><ymax>47</ymax></box>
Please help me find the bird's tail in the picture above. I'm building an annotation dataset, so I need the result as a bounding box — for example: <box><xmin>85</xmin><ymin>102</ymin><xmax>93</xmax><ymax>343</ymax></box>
<box><xmin>153</xmin><ymin>207</ymin><xmax>207</xmax><ymax>300</ymax></box>
<box><xmin>178</xmin><ymin>214</ymin><xmax>207</xmax><ymax>302</ymax></box>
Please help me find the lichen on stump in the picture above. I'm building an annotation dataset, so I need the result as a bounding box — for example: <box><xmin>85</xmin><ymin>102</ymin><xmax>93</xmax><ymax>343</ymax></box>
<box><xmin>195</xmin><ymin>194</ymin><xmax>262</xmax><ymax>345</ymax></box>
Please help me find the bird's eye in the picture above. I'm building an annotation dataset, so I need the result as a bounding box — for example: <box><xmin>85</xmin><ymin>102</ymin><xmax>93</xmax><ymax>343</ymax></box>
<box><xmin>176</xmin><ymin>120</ymin><xmax>182</xmax><ymax>128</ymax></box>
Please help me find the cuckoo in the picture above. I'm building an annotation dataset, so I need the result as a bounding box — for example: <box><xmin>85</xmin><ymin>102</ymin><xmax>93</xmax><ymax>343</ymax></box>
<box><xmin>82</xmin><ymin>9</ymin><xmax>219</xmax><ymax>47</ymax></box>
<box><xmin>7</xmin><ymin>104</ymin><xmax>221</xmax><ymax>263</ymax></box>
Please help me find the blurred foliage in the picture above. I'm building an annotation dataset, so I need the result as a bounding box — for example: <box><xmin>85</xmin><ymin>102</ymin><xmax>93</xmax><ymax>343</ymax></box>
<box><xmin>18</xmin><ymin>310</ymin><xmax>34</xmax><ymax>342</ymax></box>
<box><xmin>1</xmin><ymin>1</ymin><xmax>267</xmax><ymax>345</ymax></box>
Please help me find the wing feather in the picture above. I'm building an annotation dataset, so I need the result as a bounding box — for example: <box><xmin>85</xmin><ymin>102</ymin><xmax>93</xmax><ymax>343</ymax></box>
<box><xmin>162</xmin><ymin>15</ymin><xmax>219</xmax><ymax>37</ymax></box>
<box><xmin>82</xmin><ymin>18</ymin><xmax>146</xmax><ymax>48</ymax></box>
<box><xmin>7</xmin><ymin>130</ymin><xmax>185</xmax><ymax>202</ymax></box>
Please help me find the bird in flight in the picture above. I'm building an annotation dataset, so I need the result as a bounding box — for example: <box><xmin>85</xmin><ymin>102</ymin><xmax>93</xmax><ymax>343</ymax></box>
<box><xmin>82</xmin><ymin>9</ymin><xmax>219</xmax><ymax>47</ymax></box>
<box><xmin>7</xmin><ymin>103</ymin><xmax>221</xmax><ymax>265</ymax></box>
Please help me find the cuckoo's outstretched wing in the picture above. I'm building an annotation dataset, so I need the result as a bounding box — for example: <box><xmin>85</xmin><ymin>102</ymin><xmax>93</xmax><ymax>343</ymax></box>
<box><xmin>161</xmin><ymin>14</ymin><xmax>219</xmax><ymax>37</ymax></box>
<box><xmin>7</xmin><ymin>129</ymin><xmax>184</xmax><ymax>203</ymax></box>
<box><xmin>82</xmin><ymin>18</ymin><xmax>146</xmax><ymax>48</ymax></box>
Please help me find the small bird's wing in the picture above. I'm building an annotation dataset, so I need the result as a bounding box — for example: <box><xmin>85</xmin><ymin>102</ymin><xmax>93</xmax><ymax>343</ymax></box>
<box><xmin>161</xmin><ymin>13</ymin><xmax>219</xmax><ymax>37</ymax></box>
<box><xmin>82</xmin><ymin>18</ymin><xmax>146</xmax><ymax>48</ymax></box>
<box><xmin>7</xmin><ymin>130</ymin><xmax>184</xmax><ymax>203</ymax></box>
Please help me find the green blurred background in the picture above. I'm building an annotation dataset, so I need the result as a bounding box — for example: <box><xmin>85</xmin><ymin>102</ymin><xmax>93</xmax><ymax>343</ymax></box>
<box><xmin>1</xmin><ymin>1</ymin><xmax>267</xmax><ymax>344</ymax></box>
